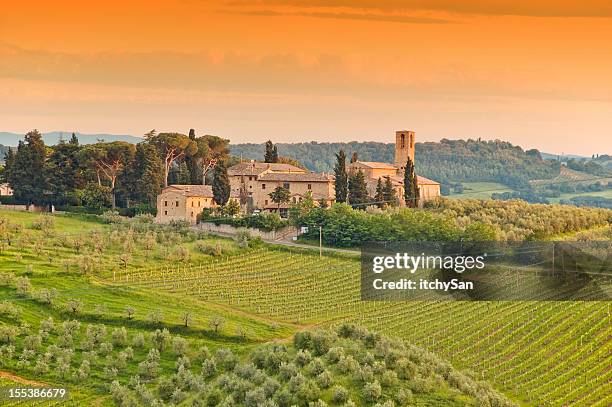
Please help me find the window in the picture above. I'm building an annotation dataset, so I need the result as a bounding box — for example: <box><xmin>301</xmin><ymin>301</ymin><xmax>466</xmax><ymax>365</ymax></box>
<box><xmin>191</xmin><ymin>212</ymin><xmax>194</xmax><ymax>217</ymax></box>
<box><xmin>283</xmin><ymin>183</ymin><xmax>290</xmax><ymax>189</ymax></box>
<box><xmin>198</xmin><ymin>201</ymin><xmax>201</xmax><ymax>207</ymax></box>
<box><xmin>410</xmin><ymin>134</ymin><xmax>413</xmax><ymax>148</ymax></box>
<box><xmin>164</xmin><ymin>201</ymin><xmax>168</xmax><ymax>207</ymax></box>
<box><xmin>164</xmin><ymin>211</ymin><xmax>167</xmax><ymax>215</ymax></box>
<box><xmin>249</xmin><ymin>176</ymin><xmax>252</xmax><ymax>181</ymax></box>
<box><xmin>292</xmin><ymin>197</ymin><xmax>297</xmax><ymax>203</ymax></box>
<box><xmin>265</xmin><ymin>200</ymin><xmax>268</xmax><ymax>205</ymax></box>
<box><xmin>307</xmin><ymin>184</ymin><xmax>312</xmax><ymax>190</ymax></box>
<box><xmin>175</xmin><ymin>201</ymin><xmax>179</xmax><ymax>207</ymax></box>
<box><xmin>191</xmin><ymin>201</ymin><xmax>194</xmax><ymax>207</ymax></box>
<box><xmin>400</xmin><ymin>134</ymin><xmax>405</xmax><ymax>149</ymax></box>
<box><xmin>262</xmin><ymin>184</ymin><xmax>266</xmax><ymax>190</ymax></box>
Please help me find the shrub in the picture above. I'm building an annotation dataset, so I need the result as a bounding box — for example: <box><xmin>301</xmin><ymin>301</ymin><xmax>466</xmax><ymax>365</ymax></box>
<box><xmin>172</xmin><ymin>336</ymin><xmax>189</xmax><ymax>355</ymax></box>
<box><xmin>132</xmin><ymin>333</ymin><xmax>145</xmax><ymax>348</ymax></box>
<box><xmin>196</xmin><ymin>241</ymin><xmax>224</xmax><ymax>256</ymax></box>
<box><xmin>331</xmin><ymin>385</ymin><xmax>348</xmax><ymax>403</ymax></box>
<box><xmin>111</xmin><ymin>327</ymin><xmax>128</xmax><ymax>347</ymax></box>
<box><xmin>363</xmin><ymin>381</ymin><xmax>382</xmax><ymax>403</ymax></box>
<box><xmin>0</xmin><ymin>301</ymin><xmax>21</xmax><ymax>320</ymax></box>
<box><xmin>15</xmin><ymin>276</ymin><xmax>32</xmax><ymax>296</ymax></box>
<box><xmin>316</xmin><ymin>370</ymin><xmax>333</xmax><ymax>389</ymax></box>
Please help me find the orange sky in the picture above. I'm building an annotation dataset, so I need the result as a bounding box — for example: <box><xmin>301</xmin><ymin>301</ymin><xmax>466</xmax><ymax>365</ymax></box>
<box><xmin>1</xmin><ymin>0</ymin><xmax>611</xmax><ymax>155</ymax></box>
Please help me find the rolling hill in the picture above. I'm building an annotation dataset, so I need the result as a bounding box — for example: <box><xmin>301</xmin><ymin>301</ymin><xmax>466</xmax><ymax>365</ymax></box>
<box><xmin>0</xmin><ymin>131</ymin><xmax>142</xmax><ymax>146</ymax></box>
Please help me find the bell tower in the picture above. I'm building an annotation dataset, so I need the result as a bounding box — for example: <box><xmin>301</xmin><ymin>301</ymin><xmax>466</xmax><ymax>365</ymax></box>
<box><xmin>394</xmin><ymin>130</ymin><xmax>415</xmax><ymax>173</ymax></box>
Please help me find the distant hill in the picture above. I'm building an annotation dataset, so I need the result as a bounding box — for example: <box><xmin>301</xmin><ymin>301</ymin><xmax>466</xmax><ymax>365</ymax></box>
<box><xmin>0</xmin><ymin>131</ymin><xmax>141</xmax><ymax>146</ymax></box>
<box><xmin>0</xmin><ymin>144</ymin><xmax>10</xmax><ymax>164</ymax></box>
<box><xmin>230</xmin><ymin>139</ymin><xmax>561</xmax><ymax>189</ymax></box>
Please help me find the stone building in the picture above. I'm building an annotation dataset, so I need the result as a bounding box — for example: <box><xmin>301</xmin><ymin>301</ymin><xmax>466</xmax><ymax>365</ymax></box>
<box><xmin>348</xmin><ymin>130</ymin><xmax>440</xmax><ymax>206</ymax></box>
<box><xmin>0</xmin><ymin>183</ymin><xmax>13</xmax><ymax>196</ymax></box>
<box><xmin>155</xmin><ymin>184</ymin><xmax>239</xmax><ymax>225</ymax></box>
<box><xmin>228</xmin><ymin>162</ymin><xmax>335</xmax><ymax>215</ymax></box>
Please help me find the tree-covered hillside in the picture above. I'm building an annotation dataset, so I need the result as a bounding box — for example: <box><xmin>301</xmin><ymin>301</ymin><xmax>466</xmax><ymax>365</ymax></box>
<box><xmin>230</xmin><ymin>139</ymin><xmax>561</xmax><ymax>189</ymax></box>
<box><xmin>0</xmin><ymin>144</ymin><xmax>10</xmax><ymax>163</ymax></box>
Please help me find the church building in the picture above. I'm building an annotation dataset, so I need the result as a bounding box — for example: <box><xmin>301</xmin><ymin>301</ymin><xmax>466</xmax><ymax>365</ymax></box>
<box><xmin>348</xmin><ymin>130</ymin><xmax>440</xmax><ymax>206</ymax></box>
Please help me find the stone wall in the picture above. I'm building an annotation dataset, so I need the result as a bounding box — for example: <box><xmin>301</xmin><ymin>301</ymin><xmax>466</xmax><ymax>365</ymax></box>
<box><xmin>196</xmin><ymin>222</ymin><xmax>295</xmax><ymax>241</ymax></box>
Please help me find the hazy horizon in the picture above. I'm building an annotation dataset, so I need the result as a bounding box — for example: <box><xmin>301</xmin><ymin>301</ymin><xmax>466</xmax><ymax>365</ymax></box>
<box><xmin>2</xmin><ymin>1</ymin><xmax>611</xmax><ymax>156</ymax></box>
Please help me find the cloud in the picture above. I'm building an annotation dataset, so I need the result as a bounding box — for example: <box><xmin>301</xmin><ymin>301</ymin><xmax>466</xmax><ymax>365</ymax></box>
<box><xmin>234</xmin><ymin>0</ymin><xmax>612</xmax><ymax>18</ymax></box>
<box><xmin>223</xmin><ymin>9</ymin><xmax>453</xmax><ymax>24</ymax></box>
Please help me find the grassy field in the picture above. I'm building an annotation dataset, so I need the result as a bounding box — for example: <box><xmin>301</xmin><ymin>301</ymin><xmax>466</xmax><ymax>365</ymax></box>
<box><xmin>448</xmin><ymin>182</ymin><xmax>514</xmax><ymax>200</ymax></box>
<box><xmin>548</xmin><ymin>189</ymin><xmax>612</xmax><ymax>204</ymax></box>
<box><xmin>0</xmin><ymin>209</ymin><xmax>610</xmax><ymax>406</ymax></box>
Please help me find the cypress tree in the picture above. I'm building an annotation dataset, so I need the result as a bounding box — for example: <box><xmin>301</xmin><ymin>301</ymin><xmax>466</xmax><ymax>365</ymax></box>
<box><xmin>185</xmin><ymin>129</ymin><xmax>202</xmax><ymax>184</ymax></box>
<box><xmin>130</xmin><ymin>143</ymin><xmax>163</xmax><ymax>205</ymax></box>
<box><xmin>264</xmin><ymin>140</ymin><xmax>278</xmax><ymax>163</ymax></box>
<box><xmin>374</xmin><ymin>178</ymin><xmax>384</xmax><ymax>208</ymax></box>
<box><xmin>350</xmin><ymin>152</ymin><xmax>359</xmax><ymax>163</ymax></box>
<box><xmin>348</xmin><ymin>169</ymin><xmax>368</xmax><ymax>208</ymax></box>
<box><xmin>403</xmin><ymin>157</ymin><xmax>419</xmax><ymax>208</ymax></box>
<box><xmin>212</xmin><ymin>160</ymin><xmax>230</xmax><ymax>206</ymax></box>
<box><xmin>334</xmin><ymin>150</ymin><xmax>348</xmax><ymax>203</ymax></box>
<box><xmin>383</xmin><ymin>176</ymin><xmax>398</xmax><ymax>207</ymax></box>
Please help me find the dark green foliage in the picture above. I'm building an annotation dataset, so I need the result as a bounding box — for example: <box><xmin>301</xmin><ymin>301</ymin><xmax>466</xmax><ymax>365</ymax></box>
<box><xmin>382</xmin><ymin>176</ymin><xmax>398</xmax><ymax>207</ymax></box>
<box><xmin>80</xmin><ymin>183</ymin><xmax>112</xmax><ymax>209</ymax></box>
<box><xmin>374</xmin><ymin>178</ymin><xmax>384</xmax><ymax>208</ymax></box>
<box><xmin>269</xmin><ymin>186</ymin><xmax>291</xmax><ymax>209</ymax></box>
<box><xmin>147</xmin><ymin>132</ymin><xmax>198</xmax><ymax>187</ymax></box>
<box><xmin>5</xmin><ymin>130</ymin><xmax>48</xmax><ymax>206</ymax></box>
<box><xmin>334</xmin><ymin>150</ymin><xmax>348</xmax><ymax>203</ymax></box>
<box><xmin>264</xmin><ymin>140</ymin><xmax>279</xmax><ymax>163</ymax></box>
<box><xmin>128</xmin><ymin>143</ymin><xmax>164</xmax><ymax>206</ymax></box>
<box><xmin>560</xmin><ymin>196</ymin><xmax>612</xmax><ymax>209</ymax></box>
<box><xmin>348</xmin><ymin>169</ymin><xmax>368</xmax><ymax>207</ymax></box>
<box><xmin>404</xmin><ymin>157</ymin><xmax>419</xmax><ymax>208</ymax></box>
<box><xmin>231</xmin><ymin>139</ymin><xmax>561</xmax><ymax>189</ymax></box>
<box><xmin>185</xmin><ymin>129</ymin><xmax>202</xmax><ymax>184</ymax></box>
<box><xmin>46</xmin><ymin>138</ymin><xmax>83</xmax><ymax>206</ymax></box>
<box><xmin>212</xmin><ymin>161</ymin><xmax>231</xmax><ymax>206</ymax></box>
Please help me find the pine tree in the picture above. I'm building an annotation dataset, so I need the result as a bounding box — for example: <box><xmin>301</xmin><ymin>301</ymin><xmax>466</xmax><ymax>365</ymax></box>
<box><xmin>382</xmin><ymin>176</ymin><xmax>398</xmax><ymax>207</ymax></box>
<box><xmin>348</xmin><ymin>169</ymin><xmax>368</xmax><ymax>208</ymax></box>
<box><xmin>46</xmin><ymin>138</ymin><xmax>83</xmax><ymax>205</ymax></box>
<box><xmin>334</xmin><ymin>150</ymin><xmax>348</xmax><ymax>203</ymax></box>
<box><xmin>403</xmin><ymin>157</ymin><xmax>419</xmax><ymax>208</ymax></box>
<box><xmin>212</xmin><ymin>161</ymin><xmax>230</xmax><ymax>206</ymax></box>
<box><xmin>69</xmin><ymin>133</ymin><xmax>79</xmax><ymax>145</ymax></box>
<box><xmin>374</xmin><ymin>178</ymin><xmax>384</xmax><ymax>208</ymax></box>
<box><xmin>6</xmin><ymin>130</ymin><xmax>47</xmax><ymax>206</ymax></box>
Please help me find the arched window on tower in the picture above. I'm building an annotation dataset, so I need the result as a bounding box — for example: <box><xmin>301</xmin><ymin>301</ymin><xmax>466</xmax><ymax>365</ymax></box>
<box><xmin>400</xmin><ymin>134</ymin><xmax>405</xmax><ymax>149</ymax></box>
<box><xmin>410</xmin><ymin>134</ymin><xmax>413</xmax><ymax>148</ymax></box>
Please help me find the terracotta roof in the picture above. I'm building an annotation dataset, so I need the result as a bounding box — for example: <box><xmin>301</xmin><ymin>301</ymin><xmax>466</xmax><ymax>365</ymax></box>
<box><xmin>416</xmin><ymin>175</ymin><xmax>440</xmax><ymax>185</ymax></box>
<box><xmin>258</xmin><ymin>172</ymin><xmax>334</xmax><ymax>182</ymax></box>
<box><xmin>162</xmin><ymin>184</ymin><xmax>240</xmax><ymax>198</ymax></box>
<box><xmin>228</xmin><ymin>162</ymin><xmax>307</xmax><ymax>176</ymax></box>
<box><xmin>368</xmin><ymin>175</ymin><xmax>440</xmax><ymax>186</ymax></box>
<box><xmin>352</xmin><ymin>161</ymin><xmax>398</xmax><ymax>170</ymax></box>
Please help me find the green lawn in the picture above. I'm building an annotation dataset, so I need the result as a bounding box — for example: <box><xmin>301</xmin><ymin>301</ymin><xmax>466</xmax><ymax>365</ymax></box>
<box><xmin>448</xmin><ymin>182</ymin><xmax>514</xmax><ymax>199</ymax></box>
